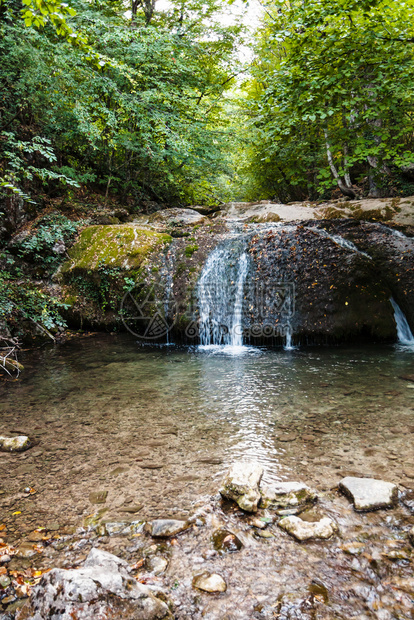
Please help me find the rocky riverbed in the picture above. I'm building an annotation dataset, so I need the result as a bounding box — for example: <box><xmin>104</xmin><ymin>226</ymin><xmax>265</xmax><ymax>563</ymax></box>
<box><xmin>1</xmin><ymin>336</ymin><xmax>414</xmax><ymax>618</ymax></box>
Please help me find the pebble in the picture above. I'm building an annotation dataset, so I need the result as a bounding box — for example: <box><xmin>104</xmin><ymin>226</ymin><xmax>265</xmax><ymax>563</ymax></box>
<box><xmin>193</xmin><ymin>572</ymin><xmax>227</xmax><ymax>593</ymax></box>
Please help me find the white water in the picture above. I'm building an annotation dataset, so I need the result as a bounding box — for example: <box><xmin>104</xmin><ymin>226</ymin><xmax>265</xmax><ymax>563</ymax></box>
<box><xmin>198</xmin><ymin>243</ymin><xmax>249</xmax><ymax>348</ymax></box>
<box><xmin>231</xmin><ymin>253</ymin><xmax>248</xmax><ymax>347</ymax></box>
<box><xmin>390</xmin><ymin>298</ymin><xmax>414</xmax><ymax>346</ymax></box>
<box><xmin>284</xmin><ymin>327</ymin><xmax>295</xmax><ymax>351</ymax></box>
<box><xmin>310</xmin><ymin>228</ymin><xmax>372</xmax><ymax>259</ymax></box>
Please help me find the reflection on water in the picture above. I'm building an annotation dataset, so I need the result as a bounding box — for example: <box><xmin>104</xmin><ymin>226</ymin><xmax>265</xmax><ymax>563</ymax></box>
<box><xmin>0</xmin><ymin>334</ymin><xmax>414</xmax><ymax>526</ymax></box>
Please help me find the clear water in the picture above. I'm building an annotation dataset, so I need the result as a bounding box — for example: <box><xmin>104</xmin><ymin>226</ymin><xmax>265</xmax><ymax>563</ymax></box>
<box><xmin>1</xmin><ymin>335</ymin><xmax>414</xmax><ymax>618</ymax></box>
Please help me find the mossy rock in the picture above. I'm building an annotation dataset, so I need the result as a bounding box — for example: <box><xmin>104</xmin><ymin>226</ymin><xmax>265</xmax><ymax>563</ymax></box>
<box><xmin>61</xmin><ymin>225</ymin><xmax>171</xmax><ymax>274</ymax></box>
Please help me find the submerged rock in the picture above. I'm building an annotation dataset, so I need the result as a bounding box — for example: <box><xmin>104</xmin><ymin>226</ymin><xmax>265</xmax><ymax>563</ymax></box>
<box><xmin>339</xmin><ymin>476</ymin><xmax>398</xmax><ymax>511</ymax></box>
<box><xmin>16</xmin><ymin>548</ymin><xmax>173</xmax><ymax>619</ymax></box>
<box><xmin>220</xmin><ymin>461</ymin><xmax>263</xmax><ymax>512</ymax></box>
<box><xmin>260</xmin><ymin>481</ymin><xmax>317</xmax><ymax>513</ymax></box>
<box><xmin>0</xmin><ymin>436</ymin><xmax>31</xmax><ymax>452</ymax></box>
<box><xmin>212</xmin><ymin>529</ymin><xmax>243</xmax><ymax>555</ymax></box>
<box><xmin>192</xmin><ymin>572</ymin><xmax>227</xmax><ymax>593</ymax></box>
<box><xmin>408</xmin><ymin>527</ymin><xmax>414</xmax><ymax>546</ymax></box>
<box><xmin>278</xmin><ymin>515</ymin><xmax>337</xmax><ymax>541</ymax></box>
<box><xmin>151</xmin><ymin>519</ymin><xmax>188</xmax><ymax>538</ymax></box>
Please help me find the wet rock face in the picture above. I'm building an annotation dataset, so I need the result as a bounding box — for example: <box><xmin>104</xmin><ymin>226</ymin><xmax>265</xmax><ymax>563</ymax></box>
<box><xmin>246</xmin><ymin>222</ymin><xmax>403</xmax><ymax>344</ymax></box>
<box><xmin>220</xmin><ymin>462</ymin><xmax>263</xmax><ymax>513</ymax></box>
<box><xmin>278</xmin><ymin>515</ymin><xmax>338</xmax><ymax>541</ymax></box>
<box><xmin>339</xmin><ymin>477</ymin><xmax>398</xmax><ymax>511</ymax></box>
<box><xmin>260</xmin><ymin>482</ymin><xmax>317</xmax><ymax>513</ymax></box>
<box><xmin>16</xmin><ymin>548</ymin><xmax>173</xmax><ymax>620</ymax></box>
<box><xmin>326</xmin><ymin>219</ymin><xmax>414</xmax><ymax>329</ymax></box>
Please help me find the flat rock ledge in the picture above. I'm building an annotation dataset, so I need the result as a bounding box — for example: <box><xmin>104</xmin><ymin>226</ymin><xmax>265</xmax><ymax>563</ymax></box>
<box><xmin>220</xmin><ymin>461</ymin><xmax>263</xmax><ymax>512</ymax></box>
<box><xmin>193</xmin><ymin>572</ymin><xmax>227</xmax><ymax>593</ymax></box>
<box><xmin>260</xmin><ymin>481</ymin><xmax>317</xmax><ymax>513</ymax></box>
<box><xmin>151</xmin><ymin>519</ymin><xmax>189</xmax><ymax>538</ymax></box>
<box><xmin>16</xmin><ymin>548</ymin><xmax>173</xmax><ymax>620</ymax></box>
<box><xmin>339</xmin><ymin>476</ymin><xmax>398</xmax><ymax>511</ymax></box>
<box><xmin>278</xmin><ymin>516</ymin><xmax>338</xmax><ymax>541</ymax></box>
<box><xmin>0</xmin><ymin>435</ymin><xmax>31</xmax><ymax>452</ymax></box>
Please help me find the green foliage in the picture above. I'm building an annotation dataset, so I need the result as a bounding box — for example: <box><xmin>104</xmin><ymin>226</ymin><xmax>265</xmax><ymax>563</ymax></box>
<box><xmin>243</xmin><ymin>0</ymin><xmax>414</xmax><ymax>200</ymax></box>
<box><xmin>0</xmin><ymin>132</ymin><xmax>80</xmax><ymax>207</ymax></box>
<box><xmin>0</xmin><ymin>0</ymin><xmax>244</xmax><ymax>207</ymax></box>
<box><xmin>0</xmin><ymin>266</ymin><xmax>68</xmax><ymax>331</ymax></box>
<box><xmin>15</xmin><ymin>213</ymin><xmax>85</xmax><ymax>270</ymax></box>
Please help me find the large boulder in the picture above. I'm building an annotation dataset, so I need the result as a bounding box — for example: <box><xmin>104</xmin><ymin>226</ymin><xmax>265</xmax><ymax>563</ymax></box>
<box><xmin>16</xmin><ymin>548</ymin><xmax>173</xmax><ymax>620</ymax></box>
<box><xmin>245</xmin><ymin>221</ymin><xmax>406</xmax><ymax>344</ymax></box>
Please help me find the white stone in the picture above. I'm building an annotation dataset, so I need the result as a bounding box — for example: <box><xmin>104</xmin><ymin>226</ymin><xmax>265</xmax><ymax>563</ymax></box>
<box><xmin>339</xmin><ymin>477</ymin><xmax>398</xmax><ymax>511</ymax></box>
<box><xmin>278</xmin><ymin>516</ymin><xmax>337</xmax><ymax>541</ymax></box>
<box><xmin>260</xmin><ymin>481</ymin><xmax>317</xmax><ymax>512</ymax></box>
<box><xmin>220</xmin><ymin>461</ymin><xmax>263</xmax><ymax>513</ymax></box>
<box><xmin>193</xmin><ymin>572</ymin><xmax>227</xmax><ymax>593</ymax></box>
<box><xmin>16</xmin><ymin>548</ymin><xmax>172</xmax><ymax>620</ymax></box>
<box><xmin>0</xmin><ymin>435</ymin><xmax>31</xmax><ymax>452</ymax></box>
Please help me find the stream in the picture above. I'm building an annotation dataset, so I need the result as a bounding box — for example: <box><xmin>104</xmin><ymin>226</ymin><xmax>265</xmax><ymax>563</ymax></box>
<box><xmin>1</xmin><ymin>335</ymin><xmax>414</xmax><ymax>618</ymax></box>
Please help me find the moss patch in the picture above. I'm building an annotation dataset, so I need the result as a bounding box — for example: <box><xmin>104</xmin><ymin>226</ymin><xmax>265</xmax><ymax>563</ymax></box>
<box><xmin>62</xmin><ymin>225</ymin><xmax>172</xmax><ymax>273</ymax></box>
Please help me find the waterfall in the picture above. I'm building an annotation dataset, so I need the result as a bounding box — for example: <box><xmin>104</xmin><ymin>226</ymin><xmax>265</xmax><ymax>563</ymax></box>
<box><xmin>198</xmin><ymin>240</ymin><xmax>249</xmax><ymax>347</ymax></box>
<box><xmin>231</xmin><ymin>253</ymin><xmax>248</xmax><ymax>347</ymax></box>
<box><xmin>390</xmin><ymin>298</ymin><xmax>414</xmax><ymax>345</ymax></box>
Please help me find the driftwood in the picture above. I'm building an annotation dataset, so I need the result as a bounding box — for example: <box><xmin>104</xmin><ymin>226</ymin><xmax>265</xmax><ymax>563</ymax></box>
<box><xmin>0</xmin><ymin>335</ymin><xmax>23</xmax><ymax>376</ymax></box>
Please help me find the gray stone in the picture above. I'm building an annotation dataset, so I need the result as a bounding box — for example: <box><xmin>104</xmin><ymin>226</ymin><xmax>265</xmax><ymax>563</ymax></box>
<box><xmin>260</xmin><ymin>481</ymin><xmax>317</xmax><ymax>513</ymax></box>
<box><xmin>0</xmin><ymin>436</ymin><xmax>31</xmax><ymax>452</ymax></box>
<box><xmin>0</xmin><ymin>574</ymin><xmax>11</xmax><ymax>588</ymax></box>
<box><xmin>151</xmin><ymin>519</ymin><xmax>188</xmax><ymax>538</ymax></box>
<box><xmin>147</xmin><ymin>556</ymin><xmax>168</xmax><ymax>575</ymax></box>
<box><xmin>192</xmin><ymin>572</ymin><xmax>227</xmax><ymax>593</ymax></box>
<box><xmin>339</xmin><ymin>476</ymin><xmax>398</xmax><ymax>511</ymax></box>
<box><xmin>16</xmin><ymin>548</ymin><xmax>172</xmax><ymax>620</ymax></box>
<box><xmin>148</xmin><ymin>208</ymin><xmax>208</xmax><ymax>226</ymax></box>
<box><xmin>278</xmin><ymin>515</ymin><xmax>337</xmax><ymax>541</ymax></box>
<box><xmin>220</xmin><ymin>461</ymin><xmax>263</xmax><ymax>513</ymax></box>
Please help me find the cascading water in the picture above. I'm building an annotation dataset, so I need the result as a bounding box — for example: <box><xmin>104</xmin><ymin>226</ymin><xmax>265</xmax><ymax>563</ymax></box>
<box><xmin>309</xmin><ymin>227</ymin><xmax>372</xmax><ymax>259</ymax></box>
<box><xmin>198</xmin><ymin>238</ymin><xmax>249</xmax><ymax>347</ymax></box>
<box><xmin>390</xmin><ymin>298</ymin><xmax>414</xmax><ymax>346</ymax></box>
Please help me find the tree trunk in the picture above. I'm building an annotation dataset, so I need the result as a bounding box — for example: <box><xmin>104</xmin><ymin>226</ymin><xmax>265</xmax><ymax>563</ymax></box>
<box><xmin>324</xmin><ymin>130</ymin><xmax>356</xmax><ymax>198</ymax></box>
